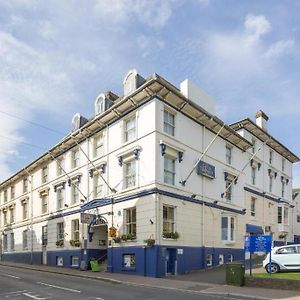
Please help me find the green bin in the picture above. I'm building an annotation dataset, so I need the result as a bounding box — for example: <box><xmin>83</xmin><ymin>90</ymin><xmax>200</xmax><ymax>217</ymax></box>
<box><xmin>90</xmin><ymin>259</ymin><xmax>101</xmax><ymax>272</ymax></box>
<box><xmin>226</xmin><ymin>262</ymin><xmax>245</xmax><ymax>286</ymax></box>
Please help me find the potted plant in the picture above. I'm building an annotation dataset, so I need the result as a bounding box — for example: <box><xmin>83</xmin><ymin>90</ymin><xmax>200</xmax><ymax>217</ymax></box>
<box><xmin>144</xmin><ymin>238</ymin><xmax>155</xmax><ymax>247</ymax></box>
<box><xmin>121</xmin><ymin>233</ymin><xmax>136</xmax><ymax>241</ymax></box>
<box><xmin>113</xmin><ymin>236</ymin><xmax>122</xmax><ymax>243</ymax></box>
<box><xmin>69</xmin><ymin>239</ymin><xmax>81</xmax><ymax>247</ymax></box>
<box><xmin>56</xmin><ymin>239</ymin><xmax>64</xmax><ymax>247</ymax></box>
<box><xmin>279</xmin><ymin>233</ymin><xmax>287</xmax><ymax>240</ymax></box>
<box><xmin>163</xmin><ymin>231</ymin><xmax>180</xmax><ymax>239</ymax></box>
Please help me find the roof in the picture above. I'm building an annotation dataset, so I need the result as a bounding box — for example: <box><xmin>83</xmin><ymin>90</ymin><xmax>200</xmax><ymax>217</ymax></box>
<box><xmin>230</xmin><ymin>118</ymin><xmax>299</xmax><ymax>163</ymax></box>
<box><xmin>0</xmin><ymin>73</ymin><xmax>252</xmax><ymax>188</ymax></box>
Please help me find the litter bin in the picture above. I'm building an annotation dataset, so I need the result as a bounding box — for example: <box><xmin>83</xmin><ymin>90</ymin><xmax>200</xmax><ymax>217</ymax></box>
<box><xmin>226</xmin><ymin>262</ymin><xmax>245</xmax><ymax>286</ymax></box>
<box><xmin>90</xmin><ymin>259</ymin><xmax>101</xmax><ymax>272</ymax></box>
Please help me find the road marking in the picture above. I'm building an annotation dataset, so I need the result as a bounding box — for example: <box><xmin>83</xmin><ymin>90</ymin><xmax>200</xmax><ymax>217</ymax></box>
<box><xmin>22</xmin><ymin>292</ymin><xmax>47</xmax><ymax>300</ymax></box>
<box><xmin>0</xmin><ymin>273</ymin><xmax>20</xmax><ymax>279</ymax></box>
<box><xmin>0</xmin><ymin>290</ymin><xmax>28</xmax><ymax>296</ymax></box>
<box><xmin>37</xmin><ymin>282</ymin><xmax>81</xmax><ymax>293</ymax></box>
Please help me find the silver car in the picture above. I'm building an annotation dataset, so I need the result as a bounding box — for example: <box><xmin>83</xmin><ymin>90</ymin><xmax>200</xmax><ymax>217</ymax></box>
<box><xmin>263</xmin><ymin>244</ymin><xmax>300</xmax><ymax>273</ymax></box>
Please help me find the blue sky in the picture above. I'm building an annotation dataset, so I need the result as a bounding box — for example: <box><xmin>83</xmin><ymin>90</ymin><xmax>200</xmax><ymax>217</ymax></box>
<box><xmin>0</xmin><ymin>0</ymin><xmax>299</xmax><ymax>186</ymax></box>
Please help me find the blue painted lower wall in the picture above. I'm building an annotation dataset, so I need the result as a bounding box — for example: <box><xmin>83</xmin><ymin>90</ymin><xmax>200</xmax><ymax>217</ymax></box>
<box><xmin>47</xmin><ymin>248</ymin><xmax>107</xmax><ymax>268</ymax></box>
<box><xmin>107</xmin><ymin>245</ymin><xmax>244</xmax><ymax>277</ymax></box>
<box><xmin>1</xmin><ymin>251</ymin><xmax>42</xmax><ymax>265</ymax></box>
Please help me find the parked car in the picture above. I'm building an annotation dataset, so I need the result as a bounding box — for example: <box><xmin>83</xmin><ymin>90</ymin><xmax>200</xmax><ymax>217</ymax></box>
<box><xmin>263</xmin><ymin>244</ymin><xmax>300</xmax><ymax>273</ymax></box>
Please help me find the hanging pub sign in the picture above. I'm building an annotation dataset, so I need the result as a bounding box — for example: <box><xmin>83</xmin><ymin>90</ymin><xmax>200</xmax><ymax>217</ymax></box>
<box><xmin>109</xmin><ymin>226</ymin><xmax>117</xmax><ymax>238</ymax></box>
<box><xmin>80</xmin><ymin>213</ymin><xmax>96</xmax><ymax>224</ymax></box>
<box><xmin>196</xmin><ymin>160</ymin><xmax>216</xmax><ymax>179</ymax></box>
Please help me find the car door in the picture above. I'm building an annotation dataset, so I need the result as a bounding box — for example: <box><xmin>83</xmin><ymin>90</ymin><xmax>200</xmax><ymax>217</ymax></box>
<box><xmin>275</xmin><ymin>246</ymin><xmax>299</xmax><ymax>270</ymax></box>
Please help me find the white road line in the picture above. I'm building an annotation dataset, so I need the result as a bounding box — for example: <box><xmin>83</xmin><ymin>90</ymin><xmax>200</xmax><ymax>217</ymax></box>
<box><xmin>0</xmin><ymin>290</ymin><xmax>28</xmax><ymax>295</ymax></box>
<box><xmin>22</xmin><ymin>292</ymin><xmax>47</xmax><ymax>300</ymax></box>
<box><xmin>0</xmin><ymin>273</ymin><xmax>20</xmax><ymax>279</ymax></box>
<box><xmin>37</xmin><ymin>282</ymin><xmax>81</xmax><ymax>293</ymax></box>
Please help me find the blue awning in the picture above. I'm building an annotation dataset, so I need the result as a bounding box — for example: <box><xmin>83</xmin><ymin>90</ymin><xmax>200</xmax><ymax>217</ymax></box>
<box><xmin>246</xmin><ymin>224</ymin><xmax>264</xmax><ymax>234</ymax></box>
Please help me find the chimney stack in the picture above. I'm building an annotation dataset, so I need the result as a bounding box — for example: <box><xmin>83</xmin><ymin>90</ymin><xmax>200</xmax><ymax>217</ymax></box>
<box><xmin>255</xmin><ymin>110</ymin><xmax>269</xmax><ymax>131</ymax></box>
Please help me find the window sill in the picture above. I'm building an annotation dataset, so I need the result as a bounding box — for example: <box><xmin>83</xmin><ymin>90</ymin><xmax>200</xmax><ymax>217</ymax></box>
<box><xmin>222</xmin><ymin>241</ymin><xmax>235</xmax><ymax>245</ymax></box>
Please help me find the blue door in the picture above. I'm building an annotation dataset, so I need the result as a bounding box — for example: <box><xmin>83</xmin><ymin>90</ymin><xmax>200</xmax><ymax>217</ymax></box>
<box><xmin>166</xmin><ymin>248</ymin><xmax>177</xmax><ymax>275</ymax></box>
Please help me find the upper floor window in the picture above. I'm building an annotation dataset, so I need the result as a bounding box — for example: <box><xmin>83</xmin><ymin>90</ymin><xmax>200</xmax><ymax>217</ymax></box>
<box><xmin>269</xmin><ymin>150</ymin><xmax>273</xmax><ymax>165</ymax></box>
<box><xmin>41</xmin><ymin>194</ymin><xmax>48</xmax><ymax>214</ymax></box>
<box><xmin>4</xmin><ymin>190</ymin><xmax>7</xmax><ymax>203</ymax></box>
<box><xmin>22</xmin><ymin>201</ymin><xmax>28</xmax><ymax>220</ymax></box>
<box><xmin>56</xmin><ymin>188</ymin><xmax>65</xmax><ymax>210</ymax></box>
<box><xmin>23</xmin><ymin>178</ymin><xmax>28</xmax><ymax>193</ymax></box>
<box><xmin>124</xmin><ymin>160</ymin><xmax>136</xmax><ymax>189</ymax></box>
<box><xmin>3</xmin><ymin>210</ymin><xmax>7</xmax><ymax>225</ymax></box>
<box><xmin>124</xmin><ymin>116</ymin><xmax>136</xmax><ymax>142</ymax></box>
<box><xmin>42</xmin><ymin>166</ymin><xmax>48</xmax><ymax>184</ymax></box>
<box><xmin>57</xmin><ymin>156</ymin><xmax>65</xmax><ymax>176</ymax></box>
<box><xmin>281</xmin><ymin>181</ymin><xmax>285</xmax><ymax>198</ymax></box>
<box><xmin>9</xmin><ymin>207</ymin><xmax>15</xmax><ymax>223</ymax></box>
<box><xmin>124</xmin><ymin>207</ymin><xmax>136</xmax><ymax>237</ymax></box>
<box><xmin>221</xmin><ymin>216</ymin><xmax>235</xmax><ymax>242</ymax></box>
<box><xmin>282</xmin><ymin>158</ymin><xmax>285</xmax><ymax>172</ymax></box>
<box><xmin>72</xmin><ymin>149</ymin><xmax>80</xmax><ymax>169</ymax></box>
<box><xmin>163</xmin><ymin>205</ymin><xmax>175</xmax><ymax>234</ymax></box>
<box><xmin>11</xmin><ymin>186</ymin><xmax>15</xmax><ymax>199</ymax></box>
<box><xmin>224</xmin><ymin>175</ymin><xmax>234</xmax><ymax>202</ymax></box>
<box><xmin>95</xmin><ymin>94</ymin><xmax>106</xmax><ymax>115</ymax></box>
<box><xmin>251</xmin><ymin>167</ymin><xmax>256</xmax><ymax>185</ymax></box>
<box><xmin>250</xmin><ymin>197</ymin><xmax>256</xmax><ymax>217</ymax></box>
<box><xmin>278</xmin><ymin>207</ymin><xmax>282</xmax><ymax>224</ymax></box>
<box><xmin>71</xmin><ymin>181</ymin><xmax>80</xmax><ymax>205</ymax></box>
<box><xmin>163</xmin><ymin>110</ymin><xmax>175</xmax><ymax>136</ymax></box>
<box><xmin>72</xmin><ymin>219</ymin><xmax>80</xmax><ymax>240</ymax></box>
<box><xmin>57</xmin><ymin>222</ymin><xmax>64</xmax><ymax>241</ymax></box>
<box><xmin>93</xmin><ymin>173</ymin><xmax>103</xmax><ymax>198</ymax></box>
<box><xmin>164</xmin><ymin>156</ymin><xmax>176</xmax><ymax>185</ymax></box>
<box><xmin>225</xmin><ymin>145</ymin><xmax>232</xmax><ymax>165</ymax></box>
<box><xmin>284</xmin><ymin>207</ymin><xmax>288</xmax><ymax>225</ymax></box>
<box><xmin>93</xmin><ymin>134</ymin><xmax>104</xmax><ymax>158</ymax></box>
<box><xmin>251</xmin><ymin>138</ymin><xmax>256</xmax><ymax>154</ymax></box>
<box><xmin>269</xmin><ymin>174</ymin><xmax>273</xmax><ymax>193</ymax></box>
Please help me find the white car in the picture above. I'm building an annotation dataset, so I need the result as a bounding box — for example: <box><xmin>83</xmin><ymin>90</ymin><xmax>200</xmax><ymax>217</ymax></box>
<box><xmin>263</xmin><ymin>244</ymin><xmax>300</xmax><ymax>273</ymax></box>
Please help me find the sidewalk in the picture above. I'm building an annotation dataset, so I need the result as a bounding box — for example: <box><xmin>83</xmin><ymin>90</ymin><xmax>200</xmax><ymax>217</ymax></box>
<box><xmin>1</xmin><ymin>261</ymin><xmax>300</xmax><ymax>300</ymax></box>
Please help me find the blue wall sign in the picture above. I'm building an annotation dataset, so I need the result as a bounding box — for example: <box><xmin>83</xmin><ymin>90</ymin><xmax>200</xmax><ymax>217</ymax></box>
<box><xmin>196</xmin><ymin>161</ymin><xmax>216</xmax><ymax>179</ymax></box>
<box><xmin>244</xmin><ymin>235</ymin><xmax>272</xmax><ymax>253</ymax></box>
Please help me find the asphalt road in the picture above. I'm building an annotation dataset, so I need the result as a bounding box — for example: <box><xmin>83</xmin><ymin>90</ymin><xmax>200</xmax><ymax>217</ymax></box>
<box><xmin>0</xmin><ymin>265</ymin><xmax>241</xmax><ymax>300</ymax></box>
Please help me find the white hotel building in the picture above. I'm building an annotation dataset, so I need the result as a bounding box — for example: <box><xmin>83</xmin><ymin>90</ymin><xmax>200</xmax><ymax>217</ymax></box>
<box><xmin>0</xmin><ymin>70</ymin><xmax>299</xmax><ymax>277</ymax></box>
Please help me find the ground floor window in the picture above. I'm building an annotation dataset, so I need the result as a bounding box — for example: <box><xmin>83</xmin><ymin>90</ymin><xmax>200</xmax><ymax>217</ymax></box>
<box><xmin>10</xmin><ymin>233</ymin><xmax>14</xmax><ymax>251</ymax></box>
<box><xmin>56</xmin><ymin>256</ymin><xmax>63</xmax><ymax>266</ymax></box>
<box><xmin>218</xmin><ymin>254</ymin><xmax>224</xmax><ymax>265</ymax></box>
<box><xmin>163</xmin><ymin>205</ymin><xmax>175</xmax><ymax>234</ymax></box>
<box><xmin>71</xmin><ymin>256</ymin><xmax>79</xmax><ymax>267</ymax></box>
<box><xmin>124</xmin><ymin>207</ymin><xmax>136</xmax><ymax>237</ymax></box>
<box><xmin>123</xmin><ymin>254</ymin><xmax>136</xmax><ymax>268</ymax></box>
<box><xmin>23</xmin><ymin>230</ymin><xmax>28</xmax><ymax>250</ymax></box>
<box><xmin>206</xmin><ymin>254</ymin><xmax>213</xmax><ymax>267</ymax></box>
<box><xmin>221</xmin><ymin>216</ymin><xmax>235</xmax><ymax>242</ymax></box>
<box><xmin>3</xmin><ymin>234</ymin><xmax>7</xmax><ymax>252</ymax></box>
<box><xmin>228</xmin><ymin>254</ymin><xmax>234</xmax><ymax>262</ymax></box>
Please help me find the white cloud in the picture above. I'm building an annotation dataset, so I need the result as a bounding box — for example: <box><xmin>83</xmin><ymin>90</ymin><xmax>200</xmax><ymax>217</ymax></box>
<box><xmin>265</xmin><ymin>39</ymin><xmax>295</xmax><ymax>58</ymax></box>
<box><xmin>94</xmin><ymin>0</ymin><xmax>173</xmax><ymax>28</ymax></box>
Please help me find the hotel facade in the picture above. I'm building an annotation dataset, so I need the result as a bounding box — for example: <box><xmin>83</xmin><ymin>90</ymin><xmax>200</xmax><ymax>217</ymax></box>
<box><xmin>0</xmin><ymin>70</ymin><xmax>299</xmax><ymax>277</ymax></box>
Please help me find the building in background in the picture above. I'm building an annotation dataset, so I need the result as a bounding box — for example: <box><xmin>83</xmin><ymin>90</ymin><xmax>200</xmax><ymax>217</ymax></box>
<box><xmin>0</xmin><ymin>70</ymin><xmax>299</xmax><ymax>277</ymax></box>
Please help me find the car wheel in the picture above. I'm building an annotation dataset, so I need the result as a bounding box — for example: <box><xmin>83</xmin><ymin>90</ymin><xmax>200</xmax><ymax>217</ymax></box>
<box><xmin>265</xmin><ymin>263</ymin><xmax>279</xmax><ymax>274</ymax></box>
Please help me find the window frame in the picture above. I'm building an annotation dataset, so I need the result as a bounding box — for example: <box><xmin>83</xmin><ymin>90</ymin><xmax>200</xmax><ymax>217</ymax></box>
<box><xmin>221</xmin><ymin>216</ymin><xmax>235</xmax><ymax>243</ymax></box>
<box><xmin>57</xmin><ymin>156</ymin><xmax>65</xmax><ymax>176</ymax></box>
<box><xmin>56</xmin><ymin>188</ymin><xmax>65</xmax><ymax>210</ymax></box>
<box><xmin>163</xmin><ymin>205</ymin><xmax>175</xmax><ymax>234</ymax></box>
<box><xmin>10</xmin><ymin>232</ymin><xmax>14</xmax><ymax>251</ymax></box>
<box><xmin>57</xmin><ymin>222</ymin><xmax>64</xmax><ymax>241</ymax></box>
<box><xmin>123</xmin><ymin>159</ymin><xmax>137</xmax><ymax>189</ymax></box>
<box><xmin>124</xmin><ymin>207</ymin><xmax>136</xmax><ymax>237</ymax></box>
<box><xmin>124</xmin><ymin>115</ymin><xmax>136</xmax><ymax>143</ymax></box>
<box><xmin>72</xmin><ymin>219</ymin><xmax>80</xmax><ymax>240</ymax></box>
<box><xmin>42</xmin><ymin>166</ymin><xmax>48</xmax><ymax>184</ymax></box>
<box><xmin>23</xmin><ymin>230</ymin><xmax>28</xmax><ymax>250</ymax></box>
<box><xmin>163</xmin><ymin>109</ymin><xmax>175</xmax><ymax>136</ymax></box>
<box><xmin>93</xmin><ymin>133</ymin><xmax>104</xmax><ymax>158</ymax></box>
<box><xmin>225</xmin><ymin>145</ymin><xmax>232</xmax><ymax>165</ymax></box>
<box><xmin>164</xmin><ymin>155</ymin><xmax>176</xmax><ymax>186</ymax></box>
<box><xmin>72</xmin><ymin>148</ymin><xmax>80</xmax><ymax>169</ymax></box>
<box><xmin>93</xmin><ymin>172</ymin><xmax>103</xmax><ymax>198</ymax></box>
<box><xmin>250</xmin><ymin>197</ymin><xmax>256</xmax><ymax>217</ymax></box>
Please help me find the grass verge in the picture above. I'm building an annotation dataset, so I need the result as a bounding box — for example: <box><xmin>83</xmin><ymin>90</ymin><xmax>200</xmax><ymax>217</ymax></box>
<box><xmin>252</xmin><ymin>273</ymin><xmax>300</xmax><ymax>280</ymax></box>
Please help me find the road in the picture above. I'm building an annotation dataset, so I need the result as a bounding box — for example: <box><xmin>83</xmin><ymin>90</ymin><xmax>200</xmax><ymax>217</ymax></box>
<box><xmin>0</xmin><ymin>265</ymin><xmax>241</xmax><ymax>300</ymax></box>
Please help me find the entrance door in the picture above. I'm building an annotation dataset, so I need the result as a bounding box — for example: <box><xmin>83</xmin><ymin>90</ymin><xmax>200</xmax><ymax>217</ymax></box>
<box><xmin>166</xmin><ymin>248</ymin><xmax>177</xmax><ymax>275</ymax></box>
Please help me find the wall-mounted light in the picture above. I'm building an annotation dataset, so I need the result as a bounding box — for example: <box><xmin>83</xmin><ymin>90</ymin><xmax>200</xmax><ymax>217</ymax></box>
<box><xmin>149</xmin><ymin>219</ymin><xmax>154</xmax><ymax>224</ymax></box>
<box><xmin>191</xmin><ymin>194</ymin><xmax>196</xmax><ymax>199</ymax></box>
<box><xmin>64</xmin><ymin>204</ymin><xmax>69</xmax><ymax>208</ymax></box>
<box><xmin>242</xmin><ymin>208</ymin><xmax>246</xmax><ymax>212</ymax></box>
<box><xmin>80</xmin><ymin>199</ymin><xmax>85</xmax><ymax>203</ymax></box>
<box><xmin>213</xmin><ymin>200</ymin><xmax>218</xmax><ymax>204</ymax></box>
